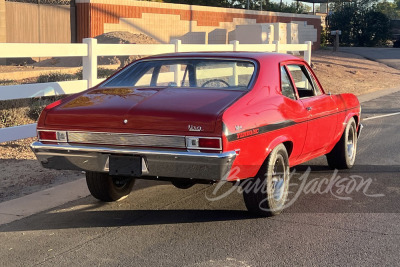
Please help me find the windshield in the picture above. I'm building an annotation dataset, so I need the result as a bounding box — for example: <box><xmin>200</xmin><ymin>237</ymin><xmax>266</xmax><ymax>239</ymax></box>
<box><xmin>101</xmin><ymin>58</ymin><xmax>256</xmax><ymax>90</ymax></box>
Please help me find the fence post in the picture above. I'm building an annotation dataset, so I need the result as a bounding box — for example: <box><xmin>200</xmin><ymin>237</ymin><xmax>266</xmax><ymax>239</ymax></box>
<box><xmin>171</xmin><ymin>39</ymin><xmax>182</xmax><ymax>84</ymax></box>
<box><xmin>304</xmin><ymin>41</ymin><xmax>312</xmax><ymax>65</ymax></box>
<box><xmin>82</xmin><ymin>38</ymin><xmax>98</xmax><ymax>88</ymax></box>
<box><xmin>230</xmin><ymin>40</ymin><xmax>239</xmax><ymax>52</ymax></box>
<box><xmin>273</xmin><ymin>40</ymin><xmax>280</xmax><ymax>53</ymax></box>
<box><xmin>171</xmin><ymin>39</ymin><xmax>181</xmax><ymax>52</ymax></box>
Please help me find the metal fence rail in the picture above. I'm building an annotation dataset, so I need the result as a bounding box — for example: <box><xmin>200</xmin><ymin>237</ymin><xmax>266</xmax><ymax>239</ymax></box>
<box><xmin>0</xmin><ymin>39</ymin><xmax>312</xmax><ymax>143</ymax></box>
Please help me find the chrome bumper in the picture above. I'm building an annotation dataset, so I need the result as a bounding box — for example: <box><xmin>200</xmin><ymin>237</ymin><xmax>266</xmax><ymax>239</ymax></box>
<box><xmin>31</xmin><ymin>142</ymin><xmax>237</xmax><ymax>181</ymax></box>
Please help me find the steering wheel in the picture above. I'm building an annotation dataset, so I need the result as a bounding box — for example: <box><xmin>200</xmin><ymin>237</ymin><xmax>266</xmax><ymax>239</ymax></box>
<box><xmin>201</xmin><ymin>79</ymin><xmax>230</xmax><ymax>88</ymax></box>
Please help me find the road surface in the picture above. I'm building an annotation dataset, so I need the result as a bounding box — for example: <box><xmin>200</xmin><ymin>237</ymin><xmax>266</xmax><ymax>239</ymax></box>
<box><xmin>0</xmin><ymin>90</ymin><xmax>399</xmax><ymax>266</ymax></box>
<box><xmin>340</xmin><ymin>47</ymin><xmax>400</xmax><ymax>70</ymax></box>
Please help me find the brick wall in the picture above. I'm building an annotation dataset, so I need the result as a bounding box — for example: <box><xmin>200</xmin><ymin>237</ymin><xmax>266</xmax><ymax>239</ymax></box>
<box><xmin>76</xmin><ymin>0</ymin><xmax>321</xmax><ymax>49</ymax></box>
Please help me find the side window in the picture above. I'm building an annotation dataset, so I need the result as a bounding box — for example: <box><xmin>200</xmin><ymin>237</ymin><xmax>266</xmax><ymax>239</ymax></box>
<box><xmin>287</xmin><ymin>64</ymin><xmax>321</xmax><ymax>98</ymax></box>
<box><xmin>280</xmin><ymin>66</ymin><xmax>296</xmax><ymax>100</ymax></box>
<box><xmin>135</xmin><ymin>67</ymin><xmax>154</xmax><ymax>87</ymax></box>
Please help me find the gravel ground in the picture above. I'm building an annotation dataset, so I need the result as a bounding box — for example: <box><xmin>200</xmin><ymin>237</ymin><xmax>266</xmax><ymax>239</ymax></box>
<box><xmin>1</xmin><ymin>48</ymin><xmax>399</xmax><ymax>203</ymax></box>
<box><xmin>0</xmin><ymin>138</ymin><xmax>81</xmax><ymax>202</ymax></box>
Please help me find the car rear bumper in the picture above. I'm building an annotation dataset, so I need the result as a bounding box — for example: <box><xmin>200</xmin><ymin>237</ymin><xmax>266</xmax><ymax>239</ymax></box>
<box><xmin>31</xmin><ymin>141</ymin><xmax>237</xmax><ymax>181</ymax></box>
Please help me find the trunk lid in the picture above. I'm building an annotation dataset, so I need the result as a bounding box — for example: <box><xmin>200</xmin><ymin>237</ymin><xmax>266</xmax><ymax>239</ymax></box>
<box><xmin>45</xmin><ymin>87</ymin><xmax>245</xmax><ymax>133</ymax></box>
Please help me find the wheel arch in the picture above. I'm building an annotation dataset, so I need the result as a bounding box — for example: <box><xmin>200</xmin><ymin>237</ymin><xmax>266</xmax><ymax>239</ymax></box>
<box><xmin>342</xmin><ymin>112</ymin><xmax>360</xmax><ymax>135</ymax></box>
<box><xmin>254</xmin><ymin>135</ymin><xmax>293</xmax><ymax>175</ymax></box>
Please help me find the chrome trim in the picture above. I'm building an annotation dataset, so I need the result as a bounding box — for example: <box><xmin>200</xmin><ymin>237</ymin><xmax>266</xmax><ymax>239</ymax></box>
<box><xmin>66</xmin><ymin>131</ymin><xmax>186</xmax><ymax>148</ymax></box>
<box><xmin>31</xmin><ymin>142</ymin><xmax>237</xmax><ymax>181</ymax></box>
<box><xmin>37</xmin><ymin>130</ymin><xmax>68</xmax><ymax>143</ymax></box>
<box><xmin>185</xmin><ymin>136</ymin><xmax>222</xmax><ymax>150</ymax></box>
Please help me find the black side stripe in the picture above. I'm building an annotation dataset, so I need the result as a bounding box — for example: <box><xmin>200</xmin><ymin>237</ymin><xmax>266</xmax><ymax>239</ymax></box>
<box><xmin>226</xmin><ymin>120</ymin><xmax>295</xmax><ymax>142</ymax></box>
<box><xmin>226</xmin><ymin>106</ymin><xmax>360</xmax><ymax>142</ymax></box>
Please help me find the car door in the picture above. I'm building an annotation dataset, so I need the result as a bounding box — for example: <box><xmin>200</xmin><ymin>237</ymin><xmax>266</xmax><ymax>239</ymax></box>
<box><xmin>278</xmin><ymin>65</ymin><xmax>309</xmax><ymax>162</ymax></box>
<box><xmin>285</xmin><ymin>63</ymin><xmax>338</xmax><ymax>157</ymax></box>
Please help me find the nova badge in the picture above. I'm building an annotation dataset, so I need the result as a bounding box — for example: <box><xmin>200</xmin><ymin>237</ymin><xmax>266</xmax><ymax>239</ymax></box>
<box><xmin>188</xmin><ymin>125</ymin><xmax>203</xmax><ymax>132</ymax></box>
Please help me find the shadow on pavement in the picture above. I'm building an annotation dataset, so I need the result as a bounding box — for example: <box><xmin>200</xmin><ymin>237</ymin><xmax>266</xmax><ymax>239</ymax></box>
<box><xmin>0</xmin><ymin>163</ymin><xmax>398</xmax><ymax>233</ymax></box>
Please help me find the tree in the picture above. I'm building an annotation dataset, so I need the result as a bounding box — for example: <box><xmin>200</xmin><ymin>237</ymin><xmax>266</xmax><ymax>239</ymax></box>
<box><xmin>374</xmin><ymin>0</ymin><xmax>400</xmax><ymax>19</ymax></box>
<box><xmin>328</xmin><ymin>1</ymin><xmax>391</xmax><ymax>47</ymax></box>
<box><xmin>161</xmin><ymin>0</ymin><xmax>310</xmax><ymax>13</ymax></box>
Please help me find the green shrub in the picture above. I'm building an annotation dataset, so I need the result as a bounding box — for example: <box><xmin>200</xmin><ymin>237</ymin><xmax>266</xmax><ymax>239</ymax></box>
<box><xmin>27</xmin><ymin>96</ymin><xmax>65</xmax><ymax>121</ymax></box>
<box><xmin>98</xmin><ymin>67</ymin><xmax>117</xmax><ymax>78</ymax></box>
<box><xmin>0</xmin><ymin>109</ymin><xmax>20</xmax><ymax>128</ymax></box>
<box><xmin>0</xmin><ymin>79</ymin><xmax>18</xmax><ymax>86</ymax></box>
<box><xmin>36</xmin><ymin>72</ymin><xmax>78</xmax><ymax>83</ymax></box>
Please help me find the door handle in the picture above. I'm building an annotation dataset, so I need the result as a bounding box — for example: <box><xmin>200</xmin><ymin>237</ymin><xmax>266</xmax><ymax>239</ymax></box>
<box><xmin>306</xmin><ymin>107</ymin><xmax>312</xmax><ymax>111</ymax></box>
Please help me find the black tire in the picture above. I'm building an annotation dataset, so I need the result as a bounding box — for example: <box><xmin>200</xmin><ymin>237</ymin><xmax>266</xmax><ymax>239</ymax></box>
<box><xmin>171</xmin><ymin>180</ymin><xmax>195</xmax><ymax>189</ymax></box>
<box><xmin>326</xmin><ymin>117</ymin><xmax>357</xmax><ymax>169</ymax></box>
<box><xmin>242</xmin><ymin>144</ymin><xmax>290</xmax><ymax>217</ymax></box>
<box><xmin>86</xmin><ymin>171</ymin><xmax>135</xmax><ymax>202</ymax></box>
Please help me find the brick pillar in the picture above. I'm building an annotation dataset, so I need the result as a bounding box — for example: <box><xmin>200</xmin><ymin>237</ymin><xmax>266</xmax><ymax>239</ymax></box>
<box><xmin>76</xmin><ymin>2</ymin><xmax>91</xmax><ymax>42</ymax></box>
<box><xmin>0</xmin><ymin>0</ymin><xmax>6</xmax><ymax>64</ymax></box>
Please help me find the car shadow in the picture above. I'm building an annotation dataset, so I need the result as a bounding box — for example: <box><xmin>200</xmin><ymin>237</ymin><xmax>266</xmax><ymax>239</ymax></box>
<box><xmin>1</xmin><ymin>162</ymin><xmax>398</xmax><ymax>233</ymax></box>
<box><xmin>0</xmin><ymin>205</ymin><xmax>254</xmax><ymax>232</ymax></box>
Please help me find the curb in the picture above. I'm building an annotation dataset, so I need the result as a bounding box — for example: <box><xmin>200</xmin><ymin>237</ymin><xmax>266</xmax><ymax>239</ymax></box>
<box><xmin>0</xmin><ymin>177</ymin><xmax>89</xmax><ymax>226</ymax></box>
<box><xmin>358</xmin><ymin>87</ymin><xmax>400</xmax><ymax>103</ymax></box>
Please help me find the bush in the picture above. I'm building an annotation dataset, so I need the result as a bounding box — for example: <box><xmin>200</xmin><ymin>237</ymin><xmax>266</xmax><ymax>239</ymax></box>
<box><xmin>36</xmin><ymin>72</ymin><xmax>78</xmax><ymax>83</ymax></box>
<box><xmin>0</xmin><ymin>79</ymin><xmax>18</xmax><ymax>86</ymax></box>
<box><xmin>98</xmin><ymin>67</ymin><xmax>116</xmax><ymax>78</ymax></box>
<box><xmin>0</xmin><ymin>109</ymin><xmax>20</xmax><ymax>128</ymax></box>
<box><xmin>27</xmin><ymin>96</ymin><xmax>66</xmax><ymax>121</ymax></box>
<box><xmin>320</xmin><ymin>27</ymin><xmax>330</xmax><ymax>47</ymax></box>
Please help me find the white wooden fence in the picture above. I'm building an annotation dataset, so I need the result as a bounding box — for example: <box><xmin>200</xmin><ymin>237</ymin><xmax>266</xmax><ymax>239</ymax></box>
<box><xmin>0</xmin><ymin>39</ymin><xmax>312</xmax><ymax>143</ymax></box>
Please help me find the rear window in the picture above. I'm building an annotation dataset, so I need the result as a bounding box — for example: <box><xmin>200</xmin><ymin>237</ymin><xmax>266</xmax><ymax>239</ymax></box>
<box><xmin>101</xmin><ymin>58</ymin><xmax>256</xmax><ymax>90</ymax></box>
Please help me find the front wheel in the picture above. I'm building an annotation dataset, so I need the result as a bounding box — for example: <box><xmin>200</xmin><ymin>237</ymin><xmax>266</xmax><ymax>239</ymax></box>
<box><xmin>326</xmin><ymin>117</ymin><xmax>357</xmax><ymax>169</ymax></box>
<box><xmin>242</xmin><ymin>144</ymin><xmax>290</xmax><ymax>217</ymax></box>
<box><xmin>86</xmin><ymin>171</ymin><xmax>135</xmax><ymax>202</ymax></box>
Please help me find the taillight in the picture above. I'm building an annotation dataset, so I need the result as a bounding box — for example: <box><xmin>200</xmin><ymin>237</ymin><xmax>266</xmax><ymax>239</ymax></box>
<box><xmin>38</xmin><ymin>130</ymin><xmax>67</xmax><ymax>142</ymax></box>
<box><xmin>199</xmin><ymin>138</ymin><xmax>221</xmax><ymax>149</ymax></box>
<box><xmin>39</xmin><ymin>131</ymin><xmax>56</xmax><ymax>141</ymax></box>
<box><xmin>186</xmin><ymin>137</ymin><xmax>222</xmax><ymax>151</ymax></box>
<box><xmin>44</xmin><ymin>99</ymin><xmax>63</xmax><ymax>111</ymax></box>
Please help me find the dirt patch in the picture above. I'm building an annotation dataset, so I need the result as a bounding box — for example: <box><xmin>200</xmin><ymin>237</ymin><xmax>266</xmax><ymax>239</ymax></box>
<box><xmin>0</xmin><ymin>138</ymin><xmax>81</xmax><ymax>202</ymax></box>
<box><xmin>31</xmin><ymin>31</ymin><xmax>159</xmax><ymax>69</ymax></box>
<box><xmin>311</xmin><ymin>49</ymin><xmax>400</xmax><ymax>95</ymax></box>
<box><xmin>96</xmin><ymin>31</ymin><xmax>159</xmax><ymax>67</ymax></box>
<box><xmin>1</xmin><ymin>48</ymin><xmax>399</xmax><ymax>203</ymax></box>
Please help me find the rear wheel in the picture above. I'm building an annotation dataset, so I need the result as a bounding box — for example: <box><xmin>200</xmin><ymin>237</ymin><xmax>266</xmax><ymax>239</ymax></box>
<box><xmin>171</xmin><ymin>180</ymin><xmax>195</xmax><ymax>189</ymax></box>
<box><xmin>242</xmin><ymin>144</ymin><xmax>290</xmax><ymax>217</ymax></box>
<box><xmin>326</xmin><ymin>118</ymin><xmax>357</xmax><ymax>169</ymax></box>
<box><xmin>86</xmin><ymin>171</ymin><xmax>135</xmax><ymax>202</ymax></box>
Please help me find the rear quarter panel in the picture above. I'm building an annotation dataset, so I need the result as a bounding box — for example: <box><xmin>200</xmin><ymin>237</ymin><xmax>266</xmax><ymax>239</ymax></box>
<box><xmin>221</xmin><ymin>59</ymin><xmax>307</xmax><ymax>180</ymax></box>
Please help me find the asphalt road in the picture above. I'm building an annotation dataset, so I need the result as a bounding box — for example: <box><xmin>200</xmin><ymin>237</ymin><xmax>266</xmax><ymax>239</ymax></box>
<box><xmin>1</xmin><ymin>91</ymin><xmax>399</xmax><ymax>266</ymax></box>
<box><xmin>340</xmin><ymin>47</ymin><xmax>400</xmax><ymax>70</ymax></box>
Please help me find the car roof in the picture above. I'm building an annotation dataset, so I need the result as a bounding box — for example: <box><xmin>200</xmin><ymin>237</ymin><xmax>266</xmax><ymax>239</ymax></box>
<box><xmin>142</xmin><ymin>51</ymin><xmax>302</xmax><ymax>63</ymax></box>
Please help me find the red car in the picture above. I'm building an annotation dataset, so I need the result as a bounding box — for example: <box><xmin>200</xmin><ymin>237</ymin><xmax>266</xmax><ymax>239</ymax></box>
<box><xmin>31</xmin><ymin>52</ymin><xmax>362</xmax><ymax>216</ymax></box>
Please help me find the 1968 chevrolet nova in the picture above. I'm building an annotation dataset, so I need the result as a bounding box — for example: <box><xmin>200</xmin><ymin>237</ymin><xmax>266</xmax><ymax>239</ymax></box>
<box><xmin>31</xmin><ymin>52</ymin><xmax>361</xmax><ymax>216</ymax></box>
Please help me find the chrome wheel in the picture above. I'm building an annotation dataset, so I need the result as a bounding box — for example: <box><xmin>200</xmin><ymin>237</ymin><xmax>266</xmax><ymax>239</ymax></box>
<box><xmin>347</xmin><ymin>124</ymin><xmax>356</xmax><ymax>161</ymax></box>
<box><xmin>270</xmin><ymin>155</ymin><xmax>286</xmax><ymax>202</ymax></box>
<box><xmin>243</xmin><ymin>144</ymin><xmax>290</xmax><ymax>217</ymax></box>
<box><xmin>326</xmin><ymin>117</ymin><xmax>358</xmax><ymax>169</ymax></box>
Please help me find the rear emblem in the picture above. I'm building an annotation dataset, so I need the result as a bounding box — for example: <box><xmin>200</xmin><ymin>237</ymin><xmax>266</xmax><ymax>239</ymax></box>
<box><xmin>188</xmin><ymin>125</ymin><xmax>202</xmax><ymax>132</ymax></box>
<box><xmin>123</xmin><ymin>119</ymin><xmax>128</xmax><ymax>124</ymax></box>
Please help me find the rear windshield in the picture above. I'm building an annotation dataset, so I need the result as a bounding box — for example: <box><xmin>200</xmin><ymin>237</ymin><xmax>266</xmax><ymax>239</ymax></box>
<box><xmin>101</xmin><ymin>58</ymin><xmax>256</xmax><ymax>90</ymax></box>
